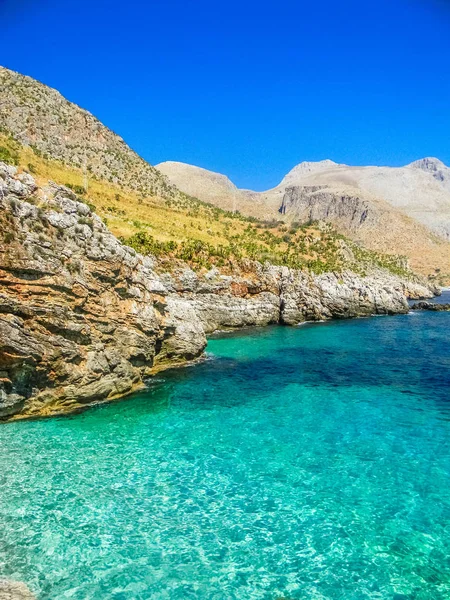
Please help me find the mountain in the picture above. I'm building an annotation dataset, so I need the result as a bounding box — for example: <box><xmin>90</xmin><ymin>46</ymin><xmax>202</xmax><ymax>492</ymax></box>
<box><xmin>156</xmin><ymin>161</ymin><xmax>268</xmax><ymax>217</ymax></box>
<box><xmin>157</xmin><ymin>161</ymin><xmax>240</xmax><ymax>211</ymax></box>
<box><xmin>0</xmin><ymin>66</ymin><xmax>177</xmax><ymax>199</ymax></box>
<box><xmin>279</xmin><ymin>159</ymin><xmax>341</xmax><ymax>185</ymax></box>
<box><xmin>158</xmin><ymin>160</ymin><xmax>450</xmax><ymax>278</ymax></box>
<box><xmin>280</xmin><ymin>159</ymin><xmax>450</xmax><ymax>241</ymax></box>
<box><xmin>1</xmin><ymin>64</ymin><xmax>448</xmax><ymax>281</ymax></box>
<box><xmin>410</xmin><ymin>157</ymin><xmax>450</xmax><ymax>194</ymax></box>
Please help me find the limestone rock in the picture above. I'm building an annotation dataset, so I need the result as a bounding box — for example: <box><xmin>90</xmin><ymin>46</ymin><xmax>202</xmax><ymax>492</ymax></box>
<box><xmin>0</xmin><ymin>164</ymin><xmax>206</xmax><ymax>420</ymax></box>
<box><xmin>0</xmin><ymin>163</ymin><xmax>438</xmax><ymax>420</ymax></box>
<box><xmin>0</xmin><ymin>580</ymin><xmax>36</xmax><ymax>600</ymax></box>
<box><xmin>411</xmin><ymin>301</ymin><xmax>450</xmax><ymax>311</ymax></box>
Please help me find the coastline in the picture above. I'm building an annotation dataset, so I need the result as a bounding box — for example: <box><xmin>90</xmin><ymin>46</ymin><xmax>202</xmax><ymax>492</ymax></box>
<box><xmin>0</xmin><ymin>163</ymin><xmax>438</xmax><ymax>422</ymax></box>
<box><xmin>2</xmin><ymin>304</ymin><xmax>439</xmax><ymax>423</ymax></box>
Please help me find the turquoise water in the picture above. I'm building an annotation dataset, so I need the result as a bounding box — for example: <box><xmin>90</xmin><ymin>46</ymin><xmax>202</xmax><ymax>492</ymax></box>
<box><xmin>1</xmin><ymin>313</ymin><xmax>450</xmax><ymax>600</ymax></box>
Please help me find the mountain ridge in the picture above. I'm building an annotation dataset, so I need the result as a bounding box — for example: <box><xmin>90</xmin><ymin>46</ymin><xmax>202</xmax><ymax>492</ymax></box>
<box><xmin>1</xmin><ymin>64</ymin><xmax>449</xmax><ymax>281</ymax></box>
<box><xmin>157</xmin><ymin>159</ymin><xmax>450</xmax><ymax>279</ymax></box>
<box><xmin>0</xmin><ymin>65</ymin><xmax>178</xmax><ymax>200</ymax></box>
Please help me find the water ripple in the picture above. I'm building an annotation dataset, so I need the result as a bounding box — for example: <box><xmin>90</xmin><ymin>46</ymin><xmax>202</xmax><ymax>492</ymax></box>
<box><xmin>0</xmin><ymin>313</ymin><xmax>450</xmax><ymax>599</ymax></box>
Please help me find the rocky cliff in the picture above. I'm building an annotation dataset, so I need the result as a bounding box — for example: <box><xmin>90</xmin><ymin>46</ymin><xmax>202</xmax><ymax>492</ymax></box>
<box><xmin>0</xmin><ymin>163</ymin><xmax>436</xmax><ymax>420</ymax></box>
<box><xmin>279</xmin><ymin>186</ymin><xmax>372</xmax><ymax>231</ymax></box>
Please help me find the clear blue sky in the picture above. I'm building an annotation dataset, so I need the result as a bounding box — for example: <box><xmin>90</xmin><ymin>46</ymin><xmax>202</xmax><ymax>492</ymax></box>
<box><xmin>1</xmin><ymin>0</ymin><xmax>450</xmax><ymax>190</ymax></box>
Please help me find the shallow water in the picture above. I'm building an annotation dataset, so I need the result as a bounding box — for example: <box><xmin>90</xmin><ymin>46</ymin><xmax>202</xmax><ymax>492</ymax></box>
<box><xmin>1</xmin><ymin>313</ymin><xmax>450</xmax><ymax>599</ymax></box>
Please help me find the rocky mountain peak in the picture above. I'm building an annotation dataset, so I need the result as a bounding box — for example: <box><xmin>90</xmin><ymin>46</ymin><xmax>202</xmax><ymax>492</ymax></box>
<box><xmin>408</xmin><ymin>157</ymin><xmax>447</xmax><ymax>172</ymax></box>
<box><xmin>280</xmin><ymin>160</ymin><xmax>340</xmax><ymax>186</ymax></box>
<box><xmin>408</xmin><ymin>157</ymin><xmax>450</xmax><ymax>190</ymax></box>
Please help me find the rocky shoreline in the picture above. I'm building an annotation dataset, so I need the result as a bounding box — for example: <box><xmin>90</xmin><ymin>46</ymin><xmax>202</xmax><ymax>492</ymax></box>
<box><xmin>0</xmin><ymin>163</ymin><xmax>438</xmax><ymax>421</ymax></box>
<box><xmin>411</xmin><ymin>301</ymin><xmax>450</xmax><ymax>311</ymax></box>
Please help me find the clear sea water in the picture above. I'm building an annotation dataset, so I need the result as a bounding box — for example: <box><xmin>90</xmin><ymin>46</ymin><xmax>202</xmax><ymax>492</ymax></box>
<box><xmin>1</xmin><ymin>310</ymin><xmax>450</xmax><ymax>600</ymax></box>
<box><xmin>408</xmin><ymin>289</ymin><xmax>450</xmax><ymax>306</ymax></box>
<box><xmin>429</xmin><ymin>289</ymin><xmax>450</xmax><ymax>305</ymax></box>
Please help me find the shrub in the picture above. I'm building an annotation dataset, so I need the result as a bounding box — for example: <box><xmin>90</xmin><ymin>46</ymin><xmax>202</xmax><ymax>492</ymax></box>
<box><xmin>78</xmin><ymin>217</ymin><xmax>94</xmax><ymax>229</ymax></box>
<box><xmin>30</xmin><ymin>145</ymin><xmax>42</xmax><ymax>157</ymax></box>
<box><xmin>0</xmin><ymin>146</ymin><xmax>19</xmax><ymax>165</ymax></box>
<box><xmin>65</xmin><ymin>183</ymin><xmax>86</xmax><ymax>195</ymax></box>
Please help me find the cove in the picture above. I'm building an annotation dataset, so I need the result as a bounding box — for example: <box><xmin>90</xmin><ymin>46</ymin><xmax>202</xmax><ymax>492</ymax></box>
<box><xmin>1</xmin><ymin>312</ymin><xmax>450</xmax><ymax>599</ymax></box>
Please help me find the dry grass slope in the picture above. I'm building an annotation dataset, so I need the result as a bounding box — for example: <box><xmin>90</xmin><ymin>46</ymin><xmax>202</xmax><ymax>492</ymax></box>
<box><xmin>0</xmin><ymin>133</ymin><xmax>413</xmax><ymax>278</ymax></box>
<box><xmin>158</xmin><ymin>161</ymin><xmax>450</xmax><ymax>282</ymax></box>
<box><xmin>0</xmin><ymin>65</ymin><xmax>442</xmax><ymax>280</ymax></box>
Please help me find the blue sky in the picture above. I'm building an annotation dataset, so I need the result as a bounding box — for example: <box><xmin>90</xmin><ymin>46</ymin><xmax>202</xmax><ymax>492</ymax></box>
<box><xmin>1</xmin><ymin>0</ymin><xmax>450</xmax><ymax>190</ymax></box>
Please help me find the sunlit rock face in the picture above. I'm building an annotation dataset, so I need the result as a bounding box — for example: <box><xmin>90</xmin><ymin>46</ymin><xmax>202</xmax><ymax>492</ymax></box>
<box><xmin>0</xmin><ymin>164</ymin><xmax>435</xmax><ymax>420</ymax></box>
<box><xmin>0</xmin><ymin>579</ymin><xmax>36</xmax><ymax>600</ymax></box>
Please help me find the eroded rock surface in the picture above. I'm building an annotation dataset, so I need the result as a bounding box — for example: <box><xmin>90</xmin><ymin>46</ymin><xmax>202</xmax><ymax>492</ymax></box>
<box><xmin>279</xmin><ymin>186</ymin><xmax>373</xmax><ymax>231</ymax></box>
<box><xmin>411</xmin><ymin>301</ymin><xmax>450</xmax><ymax>311</ymax></box>
<box><xmin>0</xmin><ymin>164</ymin><xmax>206</xmax><ymax>419</ymax></box>
<box><xmin>0</xmin><ymin>580</ymin><xmax>36</xmax><ymax>600</ymax></box>
<box><xmin>0</xmin><ymin>164</ymin><xmax>437</xmax><ymax>420</ymax></box>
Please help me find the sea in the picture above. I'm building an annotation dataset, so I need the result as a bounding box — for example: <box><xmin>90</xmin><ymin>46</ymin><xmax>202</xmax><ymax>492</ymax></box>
<box><xmin>0</xmin><ymin>295</ymin><xmax>449</xmax><ymax>599</ymax></box>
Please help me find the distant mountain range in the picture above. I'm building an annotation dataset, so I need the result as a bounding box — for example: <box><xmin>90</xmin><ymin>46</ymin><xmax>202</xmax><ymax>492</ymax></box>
<box><xmin>1</xmin><ymin>64</ymin><xmax>449</xmax><ymax>278</ymax></box>
<box><xmin>157</xmin><ymin>158</ymin><xmax>450</xmax><ymax>240</ymax></box>
<box><xmin>157</xmin><ymin>159</ymin><xmax>450</xmax><ymax>275</ymax></box>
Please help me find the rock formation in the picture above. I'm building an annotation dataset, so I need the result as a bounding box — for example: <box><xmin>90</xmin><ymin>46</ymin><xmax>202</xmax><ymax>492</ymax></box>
<box><xmin>411</xmin><ymin>301</ymin><xmax>450</xmax><ymax>311</ymax></box>
<box><xmin>279</xmin><ymin>186</ymin><xmax>372</xmax><ymax>231</ymax></box>
<box><xmin>0</xmin><ymin>163</ymin><xmax>206</xmax><ymax>420</ymax></box>
<box><xmin>0</xmin><ymin>580</ymin><xmax>35</xmax><ymax>600</ymax></box>
<box><xmin>409</xmin><ymin>157</ymin><xmax>450</xmax><ymax>194</ymax></box>
<box><xmin>0</xmin><ymin>163</ymin><xmax>436</xmax><ymax>420</ymax></box>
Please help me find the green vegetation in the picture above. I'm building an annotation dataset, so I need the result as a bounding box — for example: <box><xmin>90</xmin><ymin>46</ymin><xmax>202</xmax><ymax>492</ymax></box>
<box><xmin>65</xmin><ymin>183</ymin><xmax>87</xmax><ymax>195</ymax></box>
<box><xmin>3</xmin><ymin>231</ymin><xmax>15</xmax><ymax>243</ymax></box>
<box><xmin>124</xmin><ymin>224</ymin><xmax>410</xmax><ymax>276</ymax></box>
<box><xmin>0</xmin><ymin>145</ymin><xmax>19</xmax><ymax>165</ymax></box>
<box><xmin>0</xmin><ymin>131</ymin><xmax>413</xmax><ymax>278</ymax></box>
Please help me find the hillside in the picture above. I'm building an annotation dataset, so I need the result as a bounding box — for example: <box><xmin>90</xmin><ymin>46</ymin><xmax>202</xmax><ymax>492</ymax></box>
<box><xmin>0</xmin><ymin>66</ymin><xmax>176</xmax><ymax>199</ymax></box>
<box><xmin>158</xmin><ymin>160</ymin><xmax>450</xmax><ymax>281</ymax></box>
<box><xmin>280</xmin><ymin>159</ymin><xmax>450</xmax><ymax>240</ymax></box>
<box><xmin>0</xmin><ymin>131</ymin><xmax>407</xmax><ymax>275</ymax></box>
<box><xmin>0</xmin><ymin>66</ymin><xmax>421</xmax><ymax>279</ymax></box>
<box><xmin>156</xmin><ymin>161</ymin><xmax>266</xmax><ymax>217</ymax></box>
<box><xmin>0</xmin><ymin>162</ymin><xmax>436</xmax><ymax>420</ymax></box>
